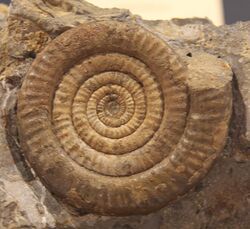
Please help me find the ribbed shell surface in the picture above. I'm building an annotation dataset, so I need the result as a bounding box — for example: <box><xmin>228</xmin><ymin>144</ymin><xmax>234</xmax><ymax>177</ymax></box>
<box><xmin>17</xmin><ymin>21</ymin><xmax>232</xmax><ymax>216</ymax></box>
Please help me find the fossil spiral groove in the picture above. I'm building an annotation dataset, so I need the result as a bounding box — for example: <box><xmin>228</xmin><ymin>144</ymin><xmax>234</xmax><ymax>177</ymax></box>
<box><xmin>17</xmin><ymin>21</ymin><xmax>232</xmax><ymax>216</ymax></box>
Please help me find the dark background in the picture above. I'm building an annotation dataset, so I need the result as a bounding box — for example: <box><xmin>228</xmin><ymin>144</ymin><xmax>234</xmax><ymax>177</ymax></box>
<box><xmin>223</xmin><ymin>0</ymin><xmax>250</xmax><ymax>24</ymax></box>
<box><xmin>1</xmin><ymin>0</ymin><xmax>9</xmax><ymax>4</ymax></box>
<box><xmin>1</xmin><ymin>0</ymin><xmax>250</xmax><ymax>24</ymax></box>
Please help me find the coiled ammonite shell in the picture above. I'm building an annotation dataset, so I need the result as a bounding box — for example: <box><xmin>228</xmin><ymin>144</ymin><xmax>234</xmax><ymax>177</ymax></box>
<box><xmin>17</xmin><ymin>21</ymin><xmax>232</xmax><ymax>216</ymax></box>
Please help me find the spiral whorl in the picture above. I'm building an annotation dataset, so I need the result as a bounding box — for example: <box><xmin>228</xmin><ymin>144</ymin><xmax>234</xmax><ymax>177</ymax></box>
<box><xmin>17</xmin><ymin>21</ymin><xmax>232</xmax><ymax>216</ymax></box>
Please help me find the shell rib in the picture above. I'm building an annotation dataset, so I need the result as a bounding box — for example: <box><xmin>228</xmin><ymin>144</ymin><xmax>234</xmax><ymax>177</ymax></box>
<box><xmin>17</xmin><ymin>21</ymin><xmax>232</xmax><ymax>216</ymax></box>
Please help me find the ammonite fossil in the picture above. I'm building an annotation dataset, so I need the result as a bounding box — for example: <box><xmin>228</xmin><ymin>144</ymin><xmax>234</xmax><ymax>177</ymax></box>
<box><xmin>17</xmin><ymin>21</ymin><xmax>232</xmax><ymax>216</ymax></box>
